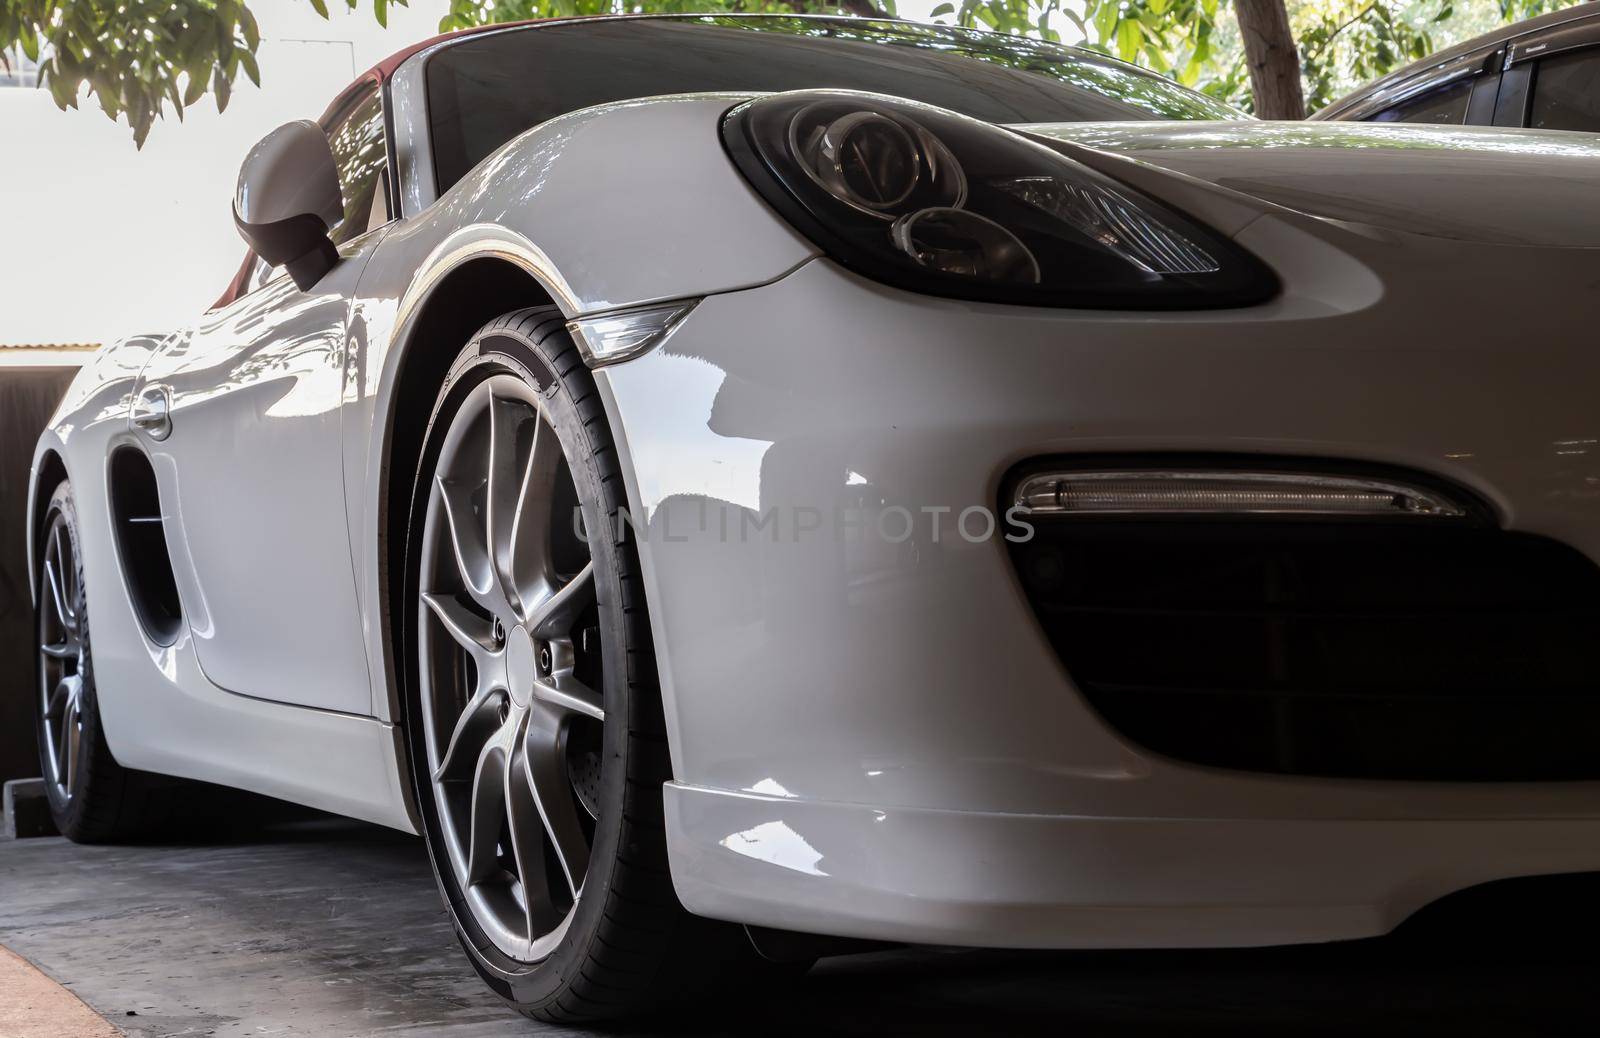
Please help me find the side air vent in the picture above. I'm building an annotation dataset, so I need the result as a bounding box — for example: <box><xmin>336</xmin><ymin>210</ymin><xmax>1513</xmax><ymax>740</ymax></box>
<box><xmin>108</xmin><ymin>446</ymin><xmax>183</xmax><ymax>645</ymax></box>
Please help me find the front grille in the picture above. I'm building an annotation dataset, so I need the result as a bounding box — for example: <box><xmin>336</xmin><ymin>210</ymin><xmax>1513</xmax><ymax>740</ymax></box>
<box><xmin>1008</xmin><ymin>519</ymin><xmax>1600</xmax><ymax>781</ymax></box>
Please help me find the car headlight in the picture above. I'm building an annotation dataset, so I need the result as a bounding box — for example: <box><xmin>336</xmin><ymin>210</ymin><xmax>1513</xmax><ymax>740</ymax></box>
<box><xmin>722</xmin><ymin>91</ymin><xmax>1278</xmax><ymax>309</ymax></box>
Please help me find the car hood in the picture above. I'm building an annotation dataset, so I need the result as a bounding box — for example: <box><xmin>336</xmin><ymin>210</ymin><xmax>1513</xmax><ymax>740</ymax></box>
<box><xmin>1016</xmin><ymin>120</ymin><xmax>1600</xmax><ymax>247</ymax></box>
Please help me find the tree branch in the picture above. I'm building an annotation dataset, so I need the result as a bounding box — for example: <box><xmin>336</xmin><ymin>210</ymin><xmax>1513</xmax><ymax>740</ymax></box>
<box><xmin>1302</xmin><ymin>1</ymin><xmax>1378</xmax><ymax>62</ymax></box>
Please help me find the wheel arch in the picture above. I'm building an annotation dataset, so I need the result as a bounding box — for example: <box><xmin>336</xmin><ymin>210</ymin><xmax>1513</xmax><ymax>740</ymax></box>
<box><xmin>28</xmin><ymin>443</ymin><xmax>69</xmax><ymax>608</ymax></box>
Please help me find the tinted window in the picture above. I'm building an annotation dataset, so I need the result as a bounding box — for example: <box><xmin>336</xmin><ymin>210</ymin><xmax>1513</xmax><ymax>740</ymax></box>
<box><xmin>1530</xmin><ymin>48</ymin><xmax>1600</xmax><ymax>131</ymax></box>
<box><xmin>426</xmin><ymin>17</ymin><xmax>1241</xmax><ymax>191</ymax></box>
<box><xmin>1371</xmin><ymin>78</ymin><xmax>1473</xmax><ymax>124</ymax></box>
<box><xmin>325</xmin><ymin>86</ymin><xmax>389</xmax><ymax>245</ymax></box>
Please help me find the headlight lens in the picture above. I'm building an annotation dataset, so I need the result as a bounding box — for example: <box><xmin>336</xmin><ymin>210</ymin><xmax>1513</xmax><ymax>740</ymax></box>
<box><xmin>890</xmin><ymin>207</ymin><xmax>1039</xmax><ymax>284</ymax></box>
<box><xmin>723</xmin><ymin>91</ymin><xmax>1278</xmax><ymax>309</ymax></box>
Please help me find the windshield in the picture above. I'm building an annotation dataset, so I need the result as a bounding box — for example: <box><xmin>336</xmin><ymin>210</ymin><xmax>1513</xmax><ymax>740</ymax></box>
<box><xmin>424</xmin><ymin>16</ymin><xmax>1242</xmax><ymax>191</ymax></box>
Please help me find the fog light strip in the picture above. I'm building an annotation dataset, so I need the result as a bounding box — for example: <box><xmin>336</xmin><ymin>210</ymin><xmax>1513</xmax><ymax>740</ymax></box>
<box><xmin>1015</xmin><ymin>470</ymin><xmax>1466</xmax><ymax>518</ymax></box>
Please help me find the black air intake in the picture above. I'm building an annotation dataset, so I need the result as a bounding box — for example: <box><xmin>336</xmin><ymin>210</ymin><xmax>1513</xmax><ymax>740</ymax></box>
<box><xmin>1006</xmin><ymin>463</ymin><xmax>1600</xmax><ymax>781</ymax></box>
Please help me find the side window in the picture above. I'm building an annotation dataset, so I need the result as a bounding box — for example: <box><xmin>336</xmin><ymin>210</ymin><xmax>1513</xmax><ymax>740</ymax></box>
<box><xmin>325</xmin><ymin>87</ymin><xmax>390</xmax><ymax>246</ymax></box>
<box><xmin>1371</xmin><ymin>78</ymin><xmax>1473</xmax><ymax>124</ymax></box>
<box><xmin>1530</xmin><ymin>48</ymin><xmax>1600</xmax><ymax>131</ymax></box>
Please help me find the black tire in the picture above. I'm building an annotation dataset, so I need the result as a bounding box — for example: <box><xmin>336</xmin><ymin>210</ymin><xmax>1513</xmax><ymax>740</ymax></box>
<box><xmin>34</xmin><ymin>480</ymin><xmax>187</xmax><ymax>842</ymax></box>
<box><xmin>402</xmin><ymin>307</ymin><xmax>782</xmax><ymax>1022</ymax></box>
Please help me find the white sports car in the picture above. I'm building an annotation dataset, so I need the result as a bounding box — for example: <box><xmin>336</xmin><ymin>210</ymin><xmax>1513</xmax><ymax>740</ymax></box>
<box><xmin>28</xmin><ymin>12</ymin><xmax>1600</xmax><ymax>1022</ymax></box>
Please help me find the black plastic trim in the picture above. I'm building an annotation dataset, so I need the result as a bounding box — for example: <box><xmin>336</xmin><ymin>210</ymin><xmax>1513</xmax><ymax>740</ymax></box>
<box><xmin>1508</xmin><ymin>15</ymin><xmax>1600</xmax><ymax>66</ymax></box>
<box><xmin>107</xmin><ymin>445</ymin><xmax>183</xmax><ymax>647</ymax></box>
<box><xmin>999</xmin><ymin>454</ymin><xmax>1600</xmax><ymax>783</ymax></box>
<box><xmin>234</xmin><ymin>210</ymin><xmax>338</xmax><ymax>290</ymax></box>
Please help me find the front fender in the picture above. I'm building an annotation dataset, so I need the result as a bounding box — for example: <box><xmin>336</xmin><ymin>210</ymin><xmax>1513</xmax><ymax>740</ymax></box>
<box><xmin>390</xmin><ymin>93</ymin><xmax>819</xmax><ymax>318</ymax></box>
<box><xmin>26</xmin><ymin>334</ymin><xmax>168</xmax><ymax>606</ymax></box>
<box><xmin>348</xmin><ymin>95</ymin><xmax>819</xmax><ymax>724</ymax></box>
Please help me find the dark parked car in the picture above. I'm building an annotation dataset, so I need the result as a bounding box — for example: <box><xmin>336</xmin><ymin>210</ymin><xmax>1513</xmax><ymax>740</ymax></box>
<box><xmin>1315</xmin><ymin>2</ymin><xmax>1600</xmax><ymax>130</ymax></box>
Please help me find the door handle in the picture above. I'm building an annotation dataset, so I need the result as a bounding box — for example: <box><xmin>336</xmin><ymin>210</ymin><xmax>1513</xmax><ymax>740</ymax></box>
<box><xmin>132</xmin><ymin>384</ymin><xmax>172</xmax><ymax>440</ymax></box>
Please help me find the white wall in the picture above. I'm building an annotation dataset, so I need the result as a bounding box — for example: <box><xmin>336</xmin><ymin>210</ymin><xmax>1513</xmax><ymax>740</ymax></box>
<box><xmin>0</xmin><ymin>0</ymin><xmax>448</xmax><ymax>347</ymax></box>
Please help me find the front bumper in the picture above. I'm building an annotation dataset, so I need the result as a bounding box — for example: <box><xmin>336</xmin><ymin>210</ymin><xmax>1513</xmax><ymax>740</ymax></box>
<box><xmin>595</xmin><ymin>214</ymin><xmax>1600</xmax><ymax>947</ymax></box>
<box><xmin>665</xmin><ymin>786</ymin><xmax>1600</xmax><ymax>948</ymax></box>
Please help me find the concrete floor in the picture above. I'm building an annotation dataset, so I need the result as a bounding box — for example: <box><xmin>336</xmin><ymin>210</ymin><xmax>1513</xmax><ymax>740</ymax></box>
<box><xmin>2</xmin><ymin>814</ymin><xmax>1598</xmax><ymax>1037</ymax></box>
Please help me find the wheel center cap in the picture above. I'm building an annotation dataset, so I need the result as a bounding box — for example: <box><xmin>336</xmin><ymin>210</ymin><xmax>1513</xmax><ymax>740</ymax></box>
<box><xmin>504</xmin><ymin>624</ymin><xmax>537</xmax><ymax>709</ymax></box>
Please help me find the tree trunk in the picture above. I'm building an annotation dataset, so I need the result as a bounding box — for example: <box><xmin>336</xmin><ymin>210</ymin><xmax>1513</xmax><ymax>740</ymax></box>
<box><xmin>1234</xmin><ymin>0</ymin><xmax>1306</xmax><ymax>119</ymax></box>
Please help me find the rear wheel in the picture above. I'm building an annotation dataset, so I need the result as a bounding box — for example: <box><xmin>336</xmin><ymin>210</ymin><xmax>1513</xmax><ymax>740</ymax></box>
<box><xmin>404</xmin><ymin>308</ymin><xmax>774</xmax><ymax>1021</ymax></box>
<box><xmin>35</xmin><ymin>480</ymin><xmax>184</xmax><ymax>841</ymax></box>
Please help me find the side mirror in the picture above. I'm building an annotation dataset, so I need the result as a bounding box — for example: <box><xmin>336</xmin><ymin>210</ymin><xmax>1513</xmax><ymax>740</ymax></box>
<box><xmin>233</xmin><ymin>120</ymin><xmax>344</xmax><ymax>291</ymax></box>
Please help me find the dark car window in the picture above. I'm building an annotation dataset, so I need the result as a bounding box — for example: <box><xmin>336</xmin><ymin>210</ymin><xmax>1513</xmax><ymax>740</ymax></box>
<box><xmin>425</xmin><ymin>17</ymin><xmax>1241</xmax><ymax>192</ymax></box>
<box><xmin>324</xmin><ymin>86</ymin><xmax>389</xmax><ymax>245</ymax></box>
<box><xmin>1530</xmin><ymin>47</ymin><xmax>1600</xmax><ymax>131</ymax></box>
<box><xmin>1371</xmin><ymin>78</ymin><xmax>1474</xmax><ymax>124</ymax></box>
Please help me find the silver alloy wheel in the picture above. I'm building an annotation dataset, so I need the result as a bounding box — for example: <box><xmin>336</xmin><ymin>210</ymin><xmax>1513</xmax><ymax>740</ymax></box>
<box><xmin>418</xmin><ymin>375</ymin><xmax>604</xmax><ymax>962</ymax></box>
<box><xmin>38</xmin><ymin>510</ymin><xmax>85</xmax><ymax>803</ymax></box>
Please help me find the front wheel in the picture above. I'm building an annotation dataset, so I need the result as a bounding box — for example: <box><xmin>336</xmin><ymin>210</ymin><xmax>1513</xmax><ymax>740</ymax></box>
<box><xmin>404</xmin><ymin>308</ymin><xmax>768</xmax><ymax>1021</ymax></box>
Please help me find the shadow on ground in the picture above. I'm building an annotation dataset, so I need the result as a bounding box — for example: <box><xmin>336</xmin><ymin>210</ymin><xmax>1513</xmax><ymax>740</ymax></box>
<box><xmin>2</xmin><ymin>808</ymin><xmax>1596</xmax><ymax>1036</ymax></box>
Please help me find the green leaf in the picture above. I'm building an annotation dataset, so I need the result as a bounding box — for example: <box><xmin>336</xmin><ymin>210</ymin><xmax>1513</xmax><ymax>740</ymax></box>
<box><xmin>215</xmin><ymin>1</ymin><xmax>236</xmax><ymax>56</ymax></box>
<box><xmin>182</xmin><ymin>69</ymin><xmax>208</xmax><ymax>106</ymax></box>
<box><xmin>1090</xmin><ymin>0</ymin><xmax>1116</xmax><ymax>38</ymax></box>
<box><xmin>20</xmin><ymin>31</ymin><xmax>39</xmax><ymax>62</ymax></box>
<box><xmin>375</xmin><ymin>0</ymin><xmax>389</xmax><ymax>28</ymax></box>
<box><xmin>310</xmin><ymin>0</ymin><xmax>330</xmax><ymax>18</ymax></box>
<box><xmin>177</xmin><ymin>19</ymin><xmax>209</xmax><ymax>61</ymax></box>
<box><xmin>1116</xmin><ymin>18</ymin><xmax>1142</xmax><ymax>61</ymax></box>
<box><xmin>239</xmin><ymin>49</ymin><xmax>260</xmax><ymax>87</ymax></box>
<box><xmin>213</xmin><ymin>65</ymin><xmax>231</xmax><ymax>113</ymax></box>
<box><xmin>929</xmin><ymin>1</ymin><xmax>954</xmax><ymax>15</ymax></box>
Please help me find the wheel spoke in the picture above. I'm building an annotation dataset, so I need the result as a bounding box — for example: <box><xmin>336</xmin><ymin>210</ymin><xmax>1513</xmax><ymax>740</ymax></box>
<box><xmin>58</xmin><ymin>692</ymin><xmax>77</xmax><ymax>789</ymax></box>
<box><xmin>522</xmin><ymin>720</ymin><xmax>590</xmax><ymax>899</ymax></box>
<box><xmin>464</xmin><ymin>734</ymin><xmax>509</xmax><ymax>885</ymax></box>
<box><xmin>530</xmin><ymin>562</ymin><xmax>595</xmax><ymax>641</ymax></box>
<box><xmin>501</xmin><ymin>712</ymin><xmax>555</xmax><ymax>942</ymax></box>
<box><xmin>50</xmin><ymin>528</ymin><xmax>76</xmax><ymax>630</ymax></box>
<box><xmin>487</xmin><ymin>395</ymin><xmax>535</xmax><ymax>604</ymax></box>
<box><xmin>65</xmin><ymin>704</ymin><xmax>81</xmax><ymax>791</ymax></box>
<box><xmin>42</xmin><ymin>559</ymin><xmax>71</xmax><ymax>634</ymax></box>
<box><xmin>47</xmin><ymin>676</ymin><xmax>76</xmax><ymax>719</ymax></box>
<box><xmin>508</xmin><ymin>417</ymin><xmax>565</xmax><ymax>615</ymax></box>
<box><xmin>436</xmin><ymin>475</ymin><xmax>493</xmax><ymax>603</ymax></box>
<box><xmin>420</xmin><ymin>593</ymin><xmax>496</xmax><ymax>660</ymax></box>
<box><xmin>40</xmin><ymin>640</ymin><xmax>76</xmax><ymax>659</ymax></box>
<box><xmin>433</xmin><ymin>686</ymin><xmax>504</xmax><ymax>783</ymax></box>
<box><xmin>531</xmin><ymin>673</ymin><xmax>604</xmax><ymax>722</ymax></box>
